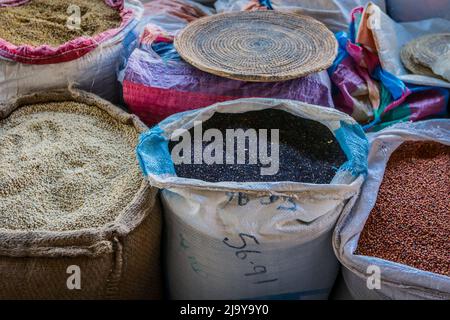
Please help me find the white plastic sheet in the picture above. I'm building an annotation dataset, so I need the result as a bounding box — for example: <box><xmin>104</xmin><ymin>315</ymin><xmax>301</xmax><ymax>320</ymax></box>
<box><xmin>214</xmin><ymin>0</ymin><xmax>386</xmax><ymax>32</ymax></box>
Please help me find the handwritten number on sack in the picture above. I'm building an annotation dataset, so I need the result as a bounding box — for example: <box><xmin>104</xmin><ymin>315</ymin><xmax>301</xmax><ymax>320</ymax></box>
<box><xmin>223</xmin><ymin>233</ymin><xmax>259</xmax><ymax>249</ymax></box>
<box><xmin>235</xmin><ymin>250</ymin><xmax>262</xmax><ymax>260</ymax></box>
<box><xmin>260</xmin><ymin>196</ymin><xmax>298</xmax><ymax>211</ymax></box>
<box><xmin>245</xmin><ymin>265</ymin><xmax>267</xmax><ymax>277</ymax></box>
<box><xmin>223</xmin><ymin>233</ymin><xmax>279</xmax><ymax>286</ymax></box>
<box><xmin>225</xmin><ymin>192</ymin><xmax>250</xmax><ymax>206</ymax></box>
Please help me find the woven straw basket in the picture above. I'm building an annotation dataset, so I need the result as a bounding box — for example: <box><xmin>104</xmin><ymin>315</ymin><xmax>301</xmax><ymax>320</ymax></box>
<box><xmin>0</xmin><ymin>89</ymin><xmax>162</xmax><ymax>299</ymax></box>
<box><xmin>401</xmin><ymin>33</ymin><xmax>450</xmax><ymax>81</ymax></box>
<box><xmin>174</xmin><ymin>11</ymin><xmax>338</xmax><ymax>82</ymax></box>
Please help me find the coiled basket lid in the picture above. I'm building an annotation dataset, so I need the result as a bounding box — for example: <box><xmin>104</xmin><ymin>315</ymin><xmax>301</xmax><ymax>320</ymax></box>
<box><xmin>174</xmin><ymin>11</ymin><xmax>338</xmax><ymax>82</ymax></box>
<box><xmin>401</xmin><ymin>33</ymin><xmax>450</xmax><ymax>81</ymax></box>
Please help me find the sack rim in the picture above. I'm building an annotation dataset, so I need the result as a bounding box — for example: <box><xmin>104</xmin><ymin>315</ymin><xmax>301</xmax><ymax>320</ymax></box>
<box><xmin>137</xmin><ymin>97</ymin><xmax>369</xmax><ymax>193</ymax></box>
<box><xmin>333</xmin><ymin>120</ymin><xmax>450</xmax><ymax>298</ymax></box>
<box><xmin>0</xmin><ymin>88</ymin><xmax>155</xmax><ymax>257</ymax></box>
<box><xmin>0</xmin><ymin>0</ymin><xmax>141</xmax><ymax>64</ymax></box>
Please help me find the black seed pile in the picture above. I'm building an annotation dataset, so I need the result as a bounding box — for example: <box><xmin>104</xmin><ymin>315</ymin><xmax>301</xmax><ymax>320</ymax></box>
<box><xmin>169</xmin><ymin>109</ymin><xmax>347</xmax><ymax>183</ymax></box>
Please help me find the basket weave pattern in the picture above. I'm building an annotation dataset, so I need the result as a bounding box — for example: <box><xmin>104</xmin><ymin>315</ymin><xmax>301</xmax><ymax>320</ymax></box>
<box><xmin>175</xmin><ymin>11</ymin><xmax>338</xmax><ymax>82</ymax></box>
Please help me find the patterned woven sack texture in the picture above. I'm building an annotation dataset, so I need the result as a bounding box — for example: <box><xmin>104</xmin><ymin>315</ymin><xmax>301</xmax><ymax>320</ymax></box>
<box><xmin>329</xmin><ymin>3</ymin><xmax>449</xmax><ymax>132</ymax></box>
<box><xmin>0</xmin><ymin>0</ymin><xmax>143</xmax><ymax>103</ymax></box>
<box><xmin>0</xmin><ymin>89</ymin><xmax>162</xmax><ymax>300</ymax></box>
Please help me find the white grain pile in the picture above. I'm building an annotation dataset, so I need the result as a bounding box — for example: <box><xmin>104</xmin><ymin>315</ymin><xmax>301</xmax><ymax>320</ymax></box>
<box><xmin>0</xmin><ymin>101</ymin><xmax>142</xmax><ymax>231</ymax></box>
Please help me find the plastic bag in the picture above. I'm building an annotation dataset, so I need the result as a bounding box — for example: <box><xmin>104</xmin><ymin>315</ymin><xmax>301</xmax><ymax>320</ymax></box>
<box><xmin>139</xmin><ymin>0</ymin><xmax>215</xmax><ymax>34</ymax></box>
<box><xmin>122</xmin><ymin>48</ymin><xmax>334</xmax><ymax>125</ymax></box>
<box><xmin>386</xmin><ymin>0</ymin><xmax>450</xmax><ymax>22</ymax></box>
<box><xmin>358</xmin><ymin>2</ymin><xmax>450</xmax><ymax>88</ymax></box>
<box><xmin>329</xmin><ymin>4</ymin><xmax>449</xmax><ymax>131</ymax></box>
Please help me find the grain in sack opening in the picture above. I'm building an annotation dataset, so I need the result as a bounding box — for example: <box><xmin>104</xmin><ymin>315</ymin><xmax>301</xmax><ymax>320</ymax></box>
<box><xmin>137</xmin><ymin>98</ymin><xmax>369</xmax><ymax>300</ymax></box>
<box><xmin>0</xmin><ymin>89</ymin><xmax>162</xmax><ymax>299</ymax></box>
<box><xmin>0</xmin><ymin>0</ymin><xmax>143</xmax><ymax>103</ymax></box>
<box><xmin>333</xmin><ymin>120</ymin><xmax>450</xmax><ymax>300</ymax></box>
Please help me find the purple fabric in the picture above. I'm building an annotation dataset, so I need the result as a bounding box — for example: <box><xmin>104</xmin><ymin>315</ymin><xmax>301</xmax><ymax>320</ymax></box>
<box><xmin>124</xmin><ymin>48</ymin><xmax>334</xmax><ymax>107</ymax></box>
<box><xmin>408</xmin><ymin>89</ymin><xmax>449</xmax><ymax>121</ymax></box>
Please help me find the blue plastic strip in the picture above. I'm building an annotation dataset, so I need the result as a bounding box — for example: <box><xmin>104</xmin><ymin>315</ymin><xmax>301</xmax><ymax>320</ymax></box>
<box><xmin>137</xmin><ymin>125</ymin><xmax>176</xmax><ymax>176</ymax></box>
<box><xmin>328</xmin><ymin>31</ymin><xmax>350</xmax><ymax>75</ymax></box>
<box><xmin>259</xmin><ymin>0</ymin><xmax>274</xmax><ymax>10</ymax></box>
<box><xmin>372</xmin><ymin>66</ymin><xmax>407</xmax><ymax>100</ymax></box>
<box><xmin>334</xmin><ymin>121</ymin><xmax>369</xmax><ymax>176</ymax></box>
<box><xmin>151</xmin><ymin>42</ymin><xmax>181</xmax><ymax>62</ymax></box>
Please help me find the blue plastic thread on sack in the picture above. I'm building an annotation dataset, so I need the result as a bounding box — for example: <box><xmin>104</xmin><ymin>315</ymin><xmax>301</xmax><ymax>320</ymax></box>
<box><xmin>151</xmin><ymin>42</ymin><xmax>181</xmax><ymax>61</ymax></box>
<box><xmin>335</xmin><ymin>121</ymin><xmax>369</xmax><ymax>176</ymax></box>
<box><xmin>259</xmin><ymin>0</ymin><xmax>274</xmax><ymax>10</ymax></box>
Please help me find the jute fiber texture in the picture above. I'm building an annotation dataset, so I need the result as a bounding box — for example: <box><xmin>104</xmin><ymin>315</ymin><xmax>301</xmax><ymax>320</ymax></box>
<box><xmin>401</xmin><ymin>33</ymin><xmax>450</xmax><ymax>82</ymax></box>
<box><xmin>0</xmin><ymin>89</ymin><xmax>162</xmax><ymax>299</ymax></box>
<box><xmin>174</xmin><ymin>11</ymin><xmax>338</xmax><ymax>82</ymax></box>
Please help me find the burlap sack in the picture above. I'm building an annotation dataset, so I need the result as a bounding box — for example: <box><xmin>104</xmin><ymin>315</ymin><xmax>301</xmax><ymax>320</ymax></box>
<box><xmin>0</xmin><ymin>89</ymin><xmax>162</xmax><ymax>299</ymax></box>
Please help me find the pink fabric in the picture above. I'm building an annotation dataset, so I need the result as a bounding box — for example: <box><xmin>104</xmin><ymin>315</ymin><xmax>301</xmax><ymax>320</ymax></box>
<box><xmin>123</xmin><ymin>81</ymin><xmax>238</xmax><ymax>124</ymax></box>
<box><xmin>331</xmin><ymin>58</ymin><xmax>366</xmax><ymax>116</ymax></box>
<box><xmin>0</xmin><ymin>0</ymin><xmax>133</xmax><ymax>64</ymax></box>
<box><xmin>408</xmin><ymin>90</ymin><xmax>448</xmax><ymax>121</ymax></box>
<box><xmin>0</xmin><ymin>0</ymin><xmax>30</xmax><ymax>7</ymax></box>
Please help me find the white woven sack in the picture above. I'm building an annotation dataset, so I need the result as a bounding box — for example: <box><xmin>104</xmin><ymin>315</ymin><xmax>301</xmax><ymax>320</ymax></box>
<box><xmin>137</xmin><ymin>98</ymin><xmax>369</xmax><ymax>300</ymax></box>
<box><xmin>0</xmin><ymin>0</ymin><xmax>143</xmax><ymax>103</ymax></box>
<box><xmin>333</xmin><ymin>120</ymin><xmax>450</xmax><ymax>300</ymax></box>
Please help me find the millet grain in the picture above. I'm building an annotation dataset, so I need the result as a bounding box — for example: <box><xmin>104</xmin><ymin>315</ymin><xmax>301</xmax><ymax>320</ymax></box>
<box><xmin>356</xmin><ymin>141</ymin><xmax>450</xmax><ymax>277</ymax></box>
<box><xmin>0</xmin><ymin>101</ymin><xmax>142</xmax><ymax>232</ymax></box>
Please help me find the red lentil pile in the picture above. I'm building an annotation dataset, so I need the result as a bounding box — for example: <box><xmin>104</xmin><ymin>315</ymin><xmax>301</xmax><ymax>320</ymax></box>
<box><xmin>356</xmin><ymin>141</ymin><xmax>450</xmax><ymax>277</ymax></box>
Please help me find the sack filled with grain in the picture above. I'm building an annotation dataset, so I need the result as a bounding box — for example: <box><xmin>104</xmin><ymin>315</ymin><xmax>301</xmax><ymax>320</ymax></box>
<box><xmin>137</xmin><ymin>98</ymin><xmax>369</xmax><ymax>300</ymax></box>
<box><xmin>0</xmin><ymin>89</ymin><xmax>162</xmax><ymax>299</ymax></box>
<box><xmin>0</xmin><ymin>0</ymin><xmax>143</xmax><ymax>103</ymax></box>
<box><xmin>333</xmin><ymin>120</ymin><xmax>450</xmax><ymax>300</ymax></box>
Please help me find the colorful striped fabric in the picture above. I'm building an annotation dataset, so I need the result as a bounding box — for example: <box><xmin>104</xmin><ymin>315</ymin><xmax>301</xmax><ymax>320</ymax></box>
<box><xmin>329</xmin><ymin>7</ymin><xmax>449</xmax><ymax>131</ymax></box>
<box><xmin>122</xmin><ymin>46</ymin><xmax>334</xmax><ymax>125</ymax></box>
